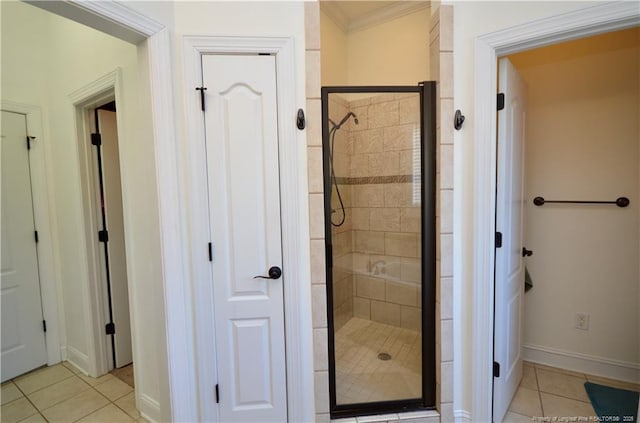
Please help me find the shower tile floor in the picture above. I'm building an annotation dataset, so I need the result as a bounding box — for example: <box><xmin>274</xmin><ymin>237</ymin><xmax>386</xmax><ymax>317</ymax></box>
<box><xmin>335</xmin><ymin>317</ymin><xmax>422</xmax><ymax>404</ymax></box>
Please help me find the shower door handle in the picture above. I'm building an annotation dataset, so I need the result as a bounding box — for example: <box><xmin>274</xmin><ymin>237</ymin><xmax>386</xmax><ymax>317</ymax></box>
<box><xmin>254</xmin><ymin>266</ymin><xmax>282</xmax><ymax>280</ymax></box>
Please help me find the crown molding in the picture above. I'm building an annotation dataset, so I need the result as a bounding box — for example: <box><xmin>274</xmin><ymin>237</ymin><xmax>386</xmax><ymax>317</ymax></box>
<box><xmin>350</xmin><ymin>2</ymin><xmax>429</xmax><ymax>33</ymax></box>
<box><xmin>321</xmin><ymin>1</ymin><xmax>428</xmax><ymax>34</ymax></box>
<box><xmin>24</xmin><ymin>0</ymin><xmax>163</xmax><ymax>44</ymax></box>
<box><xmin>320</xmin><ymin>2</ymin><xmax>350</xmax><ymax>33</ymax></box>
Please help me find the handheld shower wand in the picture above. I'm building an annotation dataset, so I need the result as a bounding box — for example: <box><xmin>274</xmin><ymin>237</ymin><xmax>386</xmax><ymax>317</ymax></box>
<box><xmin>329</xmin><ymin>111</ymin><xmax>359</xmax><ymax>227</ymax></box>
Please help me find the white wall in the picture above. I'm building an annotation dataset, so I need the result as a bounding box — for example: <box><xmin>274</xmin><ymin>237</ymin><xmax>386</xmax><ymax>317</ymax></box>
<box><xmin>1</xmin><ymin>2</ymin><xmax>168</xmax><ymax>420</ymax></box>
<box><xmin>320</xmin><ymin>7</ymin><xmax>430</xmax><ymax>86</ymax></box>
<box><xmin>509</xmin><ymin>29</ymin><xmax>639</xmax><ymax>368</ymax></box>
<box><xmin>450</xmin><ymin>0</ymin><xmax>606</xmax><ymax>415</ymax></box>
<box><xmin>0</xmin><ymin>2</ymin><xmax>50</xmax><ymax>111</ymax></box>
<box><xmin>1</xmin><ymin>0</ymin><xmax>63</xmax><ymax>342</ymax></box>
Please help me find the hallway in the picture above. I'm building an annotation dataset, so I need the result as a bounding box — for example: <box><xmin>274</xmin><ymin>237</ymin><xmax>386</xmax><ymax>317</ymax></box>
<box><xmin>1</xmin><ymin>363</ymin><xmax>144</xmax><ymax>423</ymax></box>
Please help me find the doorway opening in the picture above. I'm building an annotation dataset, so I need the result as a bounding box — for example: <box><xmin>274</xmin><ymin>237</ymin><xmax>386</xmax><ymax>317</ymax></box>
<box><xmin>87</xmin><ymin>99</ymin><xmax>134</xmax><ymax>377</ymax></box>
<box><xmin>469</xmin><ymin>4</ymin><xmax>640</xmax><ymax>422</ymax></box>
<box><xmin>71</xmin><ymin>80</ymin><xmax>136</xmax><ymax>386</ymax></box>
<box><xmin>493</xmin><ymin>27</ymin><xmax>639</xmax><ymax>423</ymax></box>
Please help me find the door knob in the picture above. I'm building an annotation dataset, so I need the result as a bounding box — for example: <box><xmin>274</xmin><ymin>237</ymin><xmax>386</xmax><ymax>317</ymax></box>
<box><xmin>254</xmin><ymin>266</ymin><xmax>282</xmax><ymax>280</ymax></box>
<box><xmin>522</xmin><ymin>248</ymin><xmax>533</xmax><ymax>257</ymax></box>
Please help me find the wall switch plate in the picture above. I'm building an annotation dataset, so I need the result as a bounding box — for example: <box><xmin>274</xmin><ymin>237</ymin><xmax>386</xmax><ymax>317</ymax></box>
<box><xmin>575</xmin><ymin>312</ymin><xmax>590</xmax><ymax>330</ymax></box>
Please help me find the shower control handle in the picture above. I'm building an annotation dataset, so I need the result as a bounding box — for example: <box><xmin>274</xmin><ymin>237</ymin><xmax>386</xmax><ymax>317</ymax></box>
<box><xmin>254</xmin><ymin>266</ymin><xmax>282</xmax><ymax>280</ymax></box>
<box><xmin>522</xmin><ymin>248</ymin><xmax>533</xmax><ymax>257</ymax></box>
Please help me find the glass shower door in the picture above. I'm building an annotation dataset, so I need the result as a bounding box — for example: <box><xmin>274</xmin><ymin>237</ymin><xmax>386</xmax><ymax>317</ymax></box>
<box><xmin>322</xmin><ymin>85</ymin><xmax>436</xmax><ymax>418</ymax></box>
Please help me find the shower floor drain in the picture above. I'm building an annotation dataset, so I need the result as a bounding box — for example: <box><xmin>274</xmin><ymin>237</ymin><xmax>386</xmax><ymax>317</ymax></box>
<box><xmin>377</xmin><ymin>352</ymin><xmax>391</xmax><ymax>361</ymax></box>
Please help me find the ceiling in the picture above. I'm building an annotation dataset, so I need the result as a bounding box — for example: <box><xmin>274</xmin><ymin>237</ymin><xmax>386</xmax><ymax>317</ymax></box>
<box><xmin>320</xmin><ymin>1</ymin><xmax>429</xmax><ymax>33</ymax></box>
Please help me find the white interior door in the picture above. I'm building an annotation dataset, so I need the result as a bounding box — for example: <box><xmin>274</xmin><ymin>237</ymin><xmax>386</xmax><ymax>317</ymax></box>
<box><xmin>203</xmin><ymin>54</ymin><xmax>287</xmax><ymax>422</ymax></box>
<box><xmin>97</xmin><ymin>109</ymin><xmax>132</xmax><ymax>369</ymax></box>
<box><xmin>494</xmin><ymin>58</ymin><xmax>528</xmax><ymax>422</ymax></box>
<box><xmin>1</xmin><ymin>110</ymin><xmax>48</xmax><ymax>381</ymax></box>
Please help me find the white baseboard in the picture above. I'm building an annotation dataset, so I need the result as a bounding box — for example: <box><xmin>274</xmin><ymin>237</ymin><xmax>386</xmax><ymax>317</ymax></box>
<box><xmin>454</xmin><ymin>409</ymin><xmax>472</xmax><ymax>423</ymax></box>
<box><xmin>138</xmin><ymin>394</ymin><xmax>161</xmax><ymax>423</ymax></box>
<box><xmin>66</xmin><ymin>346</ymin><xmax>90</xmax><ymax>375</ymax></box>
<box><xmin>523</xmin><ymin>343</ymin><xmax>640</xmax><ymax>383</ymax></box>
<box><xmin>62</xmin><ymin>358</ymin><xmax>85</xmax><ymax>374</ymax></box>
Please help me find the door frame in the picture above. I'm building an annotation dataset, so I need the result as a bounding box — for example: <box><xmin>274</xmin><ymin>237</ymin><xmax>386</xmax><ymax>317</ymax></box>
<box><xmin>22</xmin><ymin>2</ymin><xmax>194</xmax><ymax>421</ymax></box>
<box><xmin>471</xmin><ymin>2</ymin><xmax>640</xmax><ymax>421</ymax></box>
<box><xmin>182</xmin><ymin>35</ymin><xmax>314</xmax><ymax>422</ymax></box>
<box><xmin>68</xmin><ymin>69</ymin><xmax>126</xmax><ymax>377</ymax></box>
<box><xmin>1</xmin><ymin>101</ymin><xmax>62</xmax><ymax>367</ymax></box>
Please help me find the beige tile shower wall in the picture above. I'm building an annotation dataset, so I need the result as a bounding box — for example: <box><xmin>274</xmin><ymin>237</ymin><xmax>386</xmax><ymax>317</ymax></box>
<box><xmin>430</xmin><ymin>5</ymin><xmax>454</xmax><ymax>422</ymax></box>
<box><xmin>332</xmin><ymin>186</ymin><xmax>353</xmax><ymax>331</ymax></box>
<box><xmin>305</xmin><ymin>3</ymin><xmax>331</xmax><ymax>419</ymax></box>
<box><xmin>347</xmin><ymin>94</ymin><xmax>422</xmax><ymax>331</ymax></box>
<box><xmin>329</xmin><ymin>95</ymin><xmax>354</xmax><ymax>331</ymax></box>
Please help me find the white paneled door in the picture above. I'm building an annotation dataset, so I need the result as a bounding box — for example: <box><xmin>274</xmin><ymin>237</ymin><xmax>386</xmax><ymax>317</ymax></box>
<box><xmin>96</xmin><ymin>109</ymin><xmax>132</xmax><ymax>369</ymax></box>
<box><xmin>1</xmin><ymin>110</ymin><xmax>47</xmax><ymax>382</ymax></box>
<box><xmin>494</xmin><ymin>58</ymin><xmax>528</xmax><ymax>423</ymax></box>
<box><xmin>202</xmin><ymin>54</ymin><xmax>287</xmax><ymax>422</ymax></box>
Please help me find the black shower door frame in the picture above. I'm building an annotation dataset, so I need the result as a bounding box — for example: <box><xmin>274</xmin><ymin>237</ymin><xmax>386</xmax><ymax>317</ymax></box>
<box><xmin>321</xmin><ymin>83</ymin><xmax>437</xmax><ymax>419</ymax></box>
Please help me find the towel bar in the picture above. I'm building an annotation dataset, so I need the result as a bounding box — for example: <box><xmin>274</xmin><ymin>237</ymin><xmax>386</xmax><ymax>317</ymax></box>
<box><xmin>533</xmin><ymin>196</ymin><xmax>630</xmax><ymax>208</ymax></box>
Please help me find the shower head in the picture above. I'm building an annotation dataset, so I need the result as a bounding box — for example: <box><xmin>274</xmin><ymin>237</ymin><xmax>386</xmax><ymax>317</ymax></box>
<box><xmin>332</xmin><ymin>112</ymin><xmax>359</xmax><ymax>130</ymax></box>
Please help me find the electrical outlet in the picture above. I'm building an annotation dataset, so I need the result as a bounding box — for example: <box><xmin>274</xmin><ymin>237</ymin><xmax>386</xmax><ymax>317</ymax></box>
<box><xmin>575</xmin><ymin>313</ymin><xmax>590</xmax><ymax>331</ymax></box>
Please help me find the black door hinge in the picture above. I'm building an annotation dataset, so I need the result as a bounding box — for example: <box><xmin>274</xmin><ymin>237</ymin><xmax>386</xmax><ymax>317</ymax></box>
<box><xmin>215</xmin><ymin>384</ymin><xmax>220</xmax><ymax>403</ymax></box>
<box><xmin>105</xmin><ymin>322</ymin><xmax>115</xmax><ymax>335</ymax></box>
<box><xmin>208</xmin><ymin>242</ymin><xmax>213</xmax><ymax>262</ymax></box>
<box><xmin>497</xmin><ymin>93</ymin><xmax>505</xmax><ymax>111</ymax></box>
<box><xmin>98</xmin><ymin>230</ymin><xmax>109</xmax><ymax>243</ymax></box>
<box><xmin>91</xmin><ymin>133</ymin><xmax>102</xmax><ymax>146</ymax></box>
<box><xmin>196</xmin><ymin>87</ymin><xmax>207</xmax><ymax>112</ymax></box>
<box><xmin>495</xmin><ymin>232</ymin><xmax>503</xmax><ymax>249</ymax></box>
<box><xmin>43</xmin><ymin>320</ymin><xmax>47</xmax><ymax>333</ymax></box>
<box><xmin>26</xmin><ymin>136</ymin><xmax>31</xmax><ymax>150</ymax></box>
<box><xmin>493</xmin><ymin>361</ymin><xmax>500</xmax><ymax>378</ymax></box>
<box><xmin>35</xmin><ymin>231</ymin><xmax>39</xmax><ymax>243</ymax></box>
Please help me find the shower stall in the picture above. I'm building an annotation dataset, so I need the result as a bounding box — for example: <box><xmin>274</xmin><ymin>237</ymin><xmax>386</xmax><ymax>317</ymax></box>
<box><xmin>322</xmin><ymin>84</ymin><xmax>436</xmax><ymax>418</ymax></box>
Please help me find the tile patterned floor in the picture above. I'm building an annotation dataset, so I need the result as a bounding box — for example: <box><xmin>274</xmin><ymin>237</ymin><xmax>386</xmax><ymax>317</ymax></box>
<box><xmin>1</xmin><ymin>362</ymin><xmax>146</xmax><ymax>423</ymax></box>
<box><xmin>335</xmin><ymin>317</ymin><xmax>421</xmax><ymax>404</ymax></box>
<box><xmin>504</xmin><ymin>361</ymin><xmax>640</xmax><ymax>423</ymax></box>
